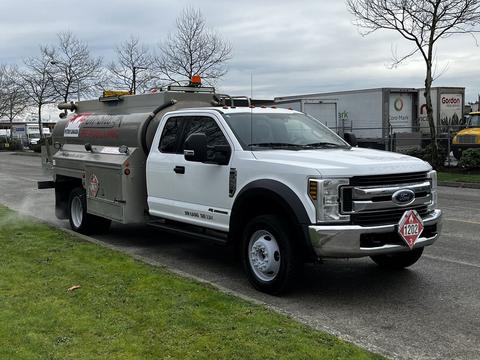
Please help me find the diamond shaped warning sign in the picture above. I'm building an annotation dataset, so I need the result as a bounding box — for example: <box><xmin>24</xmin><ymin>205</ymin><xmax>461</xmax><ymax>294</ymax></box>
<box><xmin>398</xmin><ymin>210</ymin><xmax>424</xmax><ymax>249</ymax></box>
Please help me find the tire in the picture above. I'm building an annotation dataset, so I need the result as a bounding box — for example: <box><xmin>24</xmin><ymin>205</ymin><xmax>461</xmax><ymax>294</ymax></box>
<box><xmin>68</xmin><ymin>187</ymin><xmax>111</xmax><ymax>234</ymax></box>
<box><xmin>452</xmin><ymin>147</ymin><xmax>462</xmax><ymax>160</ymax></box>
<box><xmin>370</xmin><ymin>247</ymin><xmax>424</xmax><ymax>269</ymax></box>
<box><xmin>241</xmin><ymin>214</ymin><xmax>302</xmax><ymax>295</ymax></box>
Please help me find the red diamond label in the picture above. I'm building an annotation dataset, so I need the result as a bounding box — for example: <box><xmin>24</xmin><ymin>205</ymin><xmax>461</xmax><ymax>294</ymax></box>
<box><xmin>398</xmin><ymin>210</ymin><xmax>424</xmax><ymax>249</ymax></box>
<box><xmin>89</xmin><ymin>174</ymin><xmax>99</xmax><ymax>198</ymax></box>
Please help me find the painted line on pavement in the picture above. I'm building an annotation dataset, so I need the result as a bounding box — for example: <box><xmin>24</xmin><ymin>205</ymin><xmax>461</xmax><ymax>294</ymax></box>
<box><xmin>444</xmin><ymin>218</ymin><xmax>480</xmax><ymax>225</ymax></box>
<box><xmin>424</xmin><ymin>254</ymin><xmax>480</xmax><ymax>269</ymax></box>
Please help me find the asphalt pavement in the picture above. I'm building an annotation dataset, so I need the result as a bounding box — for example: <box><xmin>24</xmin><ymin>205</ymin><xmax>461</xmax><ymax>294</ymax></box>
<box><xmin>0</xmin><ymin>151</ymin><xmax>479</xmax><ymax>360</ymax></box>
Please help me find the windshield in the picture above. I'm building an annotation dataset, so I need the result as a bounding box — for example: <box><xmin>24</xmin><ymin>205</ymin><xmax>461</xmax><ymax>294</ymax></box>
<box><xmin>469</xmin><ymin>115</ymin><xmax>480</xmax><ymax>128</ymax></box>
<box><xmin>222</xmin><ymin>112</ymin><xmax>348</xmax><ymax>150</ymax></box>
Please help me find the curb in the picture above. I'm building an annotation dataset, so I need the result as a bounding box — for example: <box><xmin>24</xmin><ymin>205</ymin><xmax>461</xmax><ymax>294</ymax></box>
<box><xmin>8</xmin><ymin>151</ymin><xmax>41</xmax><ymax>157</ymax></box>
<box><xmin>439</xmin><ymin>181</ymin><xmax>480</xmax><ymax>189</ymax></box>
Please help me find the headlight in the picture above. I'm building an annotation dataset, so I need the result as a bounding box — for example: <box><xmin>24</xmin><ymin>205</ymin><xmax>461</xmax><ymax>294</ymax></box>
<box><xmin>309</xmin><ymin>178</ymin><xmax>350</xmax><ymax>223</ymax></box>
<box><xmin>427</xmin><ymin>170</ymin><xmax>437</xmax><ymax>212</ymax></box>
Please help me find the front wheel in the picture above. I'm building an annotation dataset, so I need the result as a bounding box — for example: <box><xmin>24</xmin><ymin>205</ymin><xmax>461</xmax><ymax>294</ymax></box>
<box><xmin>370</xmin><ymin>247</ymin><xmax>424</xmax><ymax>269</ymax></box>
<box><xmin>68</xmin><ymin>187</ymin><xmax>111</xmax><ymax>234</ymax></box>
<box><xmin>241</xmin><ymin>215</ymin><xmax>302</xmax><ymax>295</ymax></box>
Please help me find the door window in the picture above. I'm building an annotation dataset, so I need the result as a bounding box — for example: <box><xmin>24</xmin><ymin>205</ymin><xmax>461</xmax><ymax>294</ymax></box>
<box><xmin>159</xmin><ymin>117</ymin><xmax>182</xmax><ymax>153</ymax></box>
<box><xmin>182</xmin><ymin>116</ymin><xmax>229</xmax><ymax>160</ymax></box>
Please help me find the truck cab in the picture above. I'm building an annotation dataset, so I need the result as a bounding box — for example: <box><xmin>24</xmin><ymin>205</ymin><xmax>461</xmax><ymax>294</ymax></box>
<box><xmin>41</xmin><ymin>84</ymin><xmax>442</xmax><ymax>294</ymax></box>
<box><xmin>452</xmin><ymin>112</ymin><xmax>480</xmax><ymax>159</ymax></box>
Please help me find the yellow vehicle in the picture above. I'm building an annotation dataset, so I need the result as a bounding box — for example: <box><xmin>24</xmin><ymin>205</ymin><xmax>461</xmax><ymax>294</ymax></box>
<box><xmin>452</xmin><ymin>111</ymin><xmax>480</xmax><ymax>159</ymax></box>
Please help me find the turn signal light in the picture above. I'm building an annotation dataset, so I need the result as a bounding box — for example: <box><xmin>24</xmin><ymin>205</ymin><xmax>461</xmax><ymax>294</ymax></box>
<box><xmin>309</xmin><ymin>180</ymin><xmax>318</xmax><ymax>201</ymax></box>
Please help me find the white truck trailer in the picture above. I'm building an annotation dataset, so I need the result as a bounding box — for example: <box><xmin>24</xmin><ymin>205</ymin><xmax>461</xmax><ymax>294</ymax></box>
<box><xmin>39</xmin><ymin>83</ymin><xmax>442</xmax><ymax>294</ymax></box>
<box><xmin>275</xmin><ymin>87</ymin><xmax>465</xmax><ymax>149</ymax></box>
<box><xmin>275</xmin><ymin>88</ymin><xmax>418</xmax><ymax>148</ymax></box>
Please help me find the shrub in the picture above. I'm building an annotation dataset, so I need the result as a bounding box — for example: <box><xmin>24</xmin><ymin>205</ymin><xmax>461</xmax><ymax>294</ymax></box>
<box><xmin>459</xmin><ymin>148</ymin><xmax>480</xmax><ymax>169</ymax></box>
<box><xmin>0</xmin><ymin>138</ymin><xmax>23</xmax><ymax>151</ymax></box>
<box><xmin>405</xmin><ymin>144</ymin><xmax>448</xmax><ymax>168</ymax></box>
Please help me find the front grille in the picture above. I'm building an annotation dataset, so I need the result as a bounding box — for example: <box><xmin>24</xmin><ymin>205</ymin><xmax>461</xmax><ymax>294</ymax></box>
<box><xmin>351</xmin><ymin>205</ymin><xmax>429</xmax><ymax>226</ymax></box>
<box><xmin>457</xmin><ymin>135</ymin><xmax>477</xmax><ymax>144</ymax></box>
<box><xmin>342</xmin><ymin>172</ymin><xmax>433</xmax><ymax>226</ymax></box>
<box><xmin>350</xmin><ymin>172</ymin><xmax>428</xmax><ymax>186</ymax></box>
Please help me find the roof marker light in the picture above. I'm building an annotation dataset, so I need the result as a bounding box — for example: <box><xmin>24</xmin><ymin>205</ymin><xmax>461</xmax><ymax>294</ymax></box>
<box><xmin>190</xmin><ymin>74</ymin><xmax>202</xmax><ymax>86</ymax></box>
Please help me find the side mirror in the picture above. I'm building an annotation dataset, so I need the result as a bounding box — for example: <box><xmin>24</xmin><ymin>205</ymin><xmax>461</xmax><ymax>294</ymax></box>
<box><xmin>211</xmin><ymin>144</ymin><xmax>231</xmax><ymax>165</ymax></box>
<box><xmin>344</xmin><ymin>132</ymin><xmax>357</xmax><ymax>147</ymax></box>
<box><xmin>184</xmin><ymin>133</ymin><xmax>207</xmax><ymax>162</ymax></box>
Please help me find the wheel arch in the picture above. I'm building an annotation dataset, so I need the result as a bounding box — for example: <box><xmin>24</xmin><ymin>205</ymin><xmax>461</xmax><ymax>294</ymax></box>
<box><xmin>229</xmin><ymin>179</ymin><xmax>315</xmax><ymax>261</ymax></box>
<box><xmin>55</xmin><ymin>175</ymin><xmax>82</xmax><ymax>219</ymax></box>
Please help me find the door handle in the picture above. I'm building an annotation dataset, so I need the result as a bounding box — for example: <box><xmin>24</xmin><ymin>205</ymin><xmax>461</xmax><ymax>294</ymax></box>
<box><xmin>174</xmin><ymin>166</ymin><xmax>185</xmax><ymax>174</ymax></box>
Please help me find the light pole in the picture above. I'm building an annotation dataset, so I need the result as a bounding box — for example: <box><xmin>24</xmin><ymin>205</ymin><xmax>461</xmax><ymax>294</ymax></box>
<box><xmin>132</xmin><ymin>66</ymin><xmax>147</xmax><ymax>95</ymax></box>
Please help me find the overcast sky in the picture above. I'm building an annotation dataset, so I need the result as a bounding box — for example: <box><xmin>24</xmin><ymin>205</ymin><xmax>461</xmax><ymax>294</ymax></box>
<box><xmin>1</xmin><ymin>0</ymin><xmax>479</xmax><ymax>103</ymax></box>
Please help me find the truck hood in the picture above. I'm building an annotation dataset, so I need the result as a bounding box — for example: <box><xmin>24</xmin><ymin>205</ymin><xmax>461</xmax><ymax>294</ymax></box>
<box><xmin>252</xmin><ymin>147</ymin><xmax>431</xmax><ymax>177</ymax></box>
<box><xmin>457</xmin><ymin>128</ymin><xmax>480</xmax><ymax>136</ymax></box>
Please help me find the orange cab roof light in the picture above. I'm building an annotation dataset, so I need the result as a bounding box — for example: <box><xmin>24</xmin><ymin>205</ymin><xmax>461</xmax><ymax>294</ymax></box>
<box><xmin>191</xmin><ymin>74</ymin><xmax>202</xmax><ymax>86</ymax></box>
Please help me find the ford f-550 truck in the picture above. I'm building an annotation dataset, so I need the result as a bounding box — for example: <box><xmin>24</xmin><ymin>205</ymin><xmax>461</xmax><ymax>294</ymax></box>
<box><xmin>39</xmin><ymin>83</ymin><xmax>442</xmax><ymax>294</ymax></box>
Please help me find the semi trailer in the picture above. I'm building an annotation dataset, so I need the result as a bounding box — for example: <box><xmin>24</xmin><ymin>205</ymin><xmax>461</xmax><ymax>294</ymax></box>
<box><xmin>39</xmin><ymin>81</ymin><xmax>442</xmax><ymax>294</ymax></box>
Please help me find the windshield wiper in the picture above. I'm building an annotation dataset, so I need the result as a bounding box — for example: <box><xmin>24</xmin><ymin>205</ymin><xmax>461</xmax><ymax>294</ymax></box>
<box><xmin>248</xmin><ymin>142</ymin><xmax>305</xmax><ymax>149</ymax></box>
<box><xmin>303</xmin><ymin>142</ymin><xmax>347</xmax><ymax>149</ymax></box>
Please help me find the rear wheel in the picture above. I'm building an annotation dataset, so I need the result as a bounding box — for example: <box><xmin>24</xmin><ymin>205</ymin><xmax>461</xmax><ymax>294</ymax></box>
<box><xmin>370</xmin><ymin>247</ymin><xmax>424</xmax><ymax>269</ymax></box>
<box><xmin>242</xmin><ymin>215</ymin><xmax>302</xmax><ymax>295</ymax></box>
<box><xmin>68</xmin><ymin>187</ymin><xmax>111</xmax><ymax>234</ymax></box>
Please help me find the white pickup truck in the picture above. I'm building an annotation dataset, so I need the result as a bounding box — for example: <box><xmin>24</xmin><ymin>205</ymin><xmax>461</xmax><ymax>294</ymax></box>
<box><xmin>41</xmin><ymin>87</ymin><xmax>442</xmax><ymax>294</ymax></box>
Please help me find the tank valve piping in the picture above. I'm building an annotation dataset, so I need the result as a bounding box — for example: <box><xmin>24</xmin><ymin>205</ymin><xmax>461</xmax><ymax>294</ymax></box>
<box><xmin>58</xmin><ymin>101</ymin><xmax>77</xmax><ymax>112</ymax></box>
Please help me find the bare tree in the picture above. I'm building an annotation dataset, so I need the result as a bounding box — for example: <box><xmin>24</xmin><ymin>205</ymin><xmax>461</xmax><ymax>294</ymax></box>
<box><xmin>346</xmin><ymin>0</ymin><xmax>480</xmax><ymax>166</ymax></box>
<box><xmin>0</xmin><ymin>65</ymin><xmax>28</xmax><ymax>139</ymax></box>
<box><xmin>0</xmin><ymin>65</ymin><xmax>8</xmax><ymax>118</ymax></box>
<box><xmin>45</xmin><ymin>31</ymin><xmax>103</xmax><ymax>102</ymax></box>
<box><xmin>18</xmin><ymin>49</ymin><xmax>58</xmax><ymax>138</ymax></box>
<box><xmin>156</xmin><ymin>7</ymin><xmax>232</xmax><ymax>85</ymax></box>
<box><xmin>107</xmin><ymin>36</ymin><xmax>155</xmax><ymax>94</ymax></box>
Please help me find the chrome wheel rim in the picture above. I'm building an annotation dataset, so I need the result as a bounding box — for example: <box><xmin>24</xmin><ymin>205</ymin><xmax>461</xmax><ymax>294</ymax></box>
<box><xmin>71</xmin><ymin>196</ymin><xmax>83</xmax><ymax>228</ymax></box>
<box><xmin>248</xmin><ymin>230</ymin><xmax>281</xmax><ymax>282</ymax></box>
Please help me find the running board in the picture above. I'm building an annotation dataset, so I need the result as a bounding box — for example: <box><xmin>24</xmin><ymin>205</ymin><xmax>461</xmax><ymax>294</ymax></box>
<box><xmin>147</xmin><ymin>220</ymin><xmax>229</xmax><ymax>245</ymax></box>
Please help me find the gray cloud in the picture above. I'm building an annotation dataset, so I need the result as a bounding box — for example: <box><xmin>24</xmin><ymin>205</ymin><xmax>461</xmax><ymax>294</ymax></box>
<box><xmin>1</xmin><ymin>0</ymin><xmax>478</xmax><ymax>102</ymax></box>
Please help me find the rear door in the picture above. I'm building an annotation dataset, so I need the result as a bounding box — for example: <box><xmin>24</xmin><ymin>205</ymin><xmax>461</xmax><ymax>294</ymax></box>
<box><xmin>147</xmin><ymin>115</ymin><xmax>185</xmax><ymax>218</ymax></box>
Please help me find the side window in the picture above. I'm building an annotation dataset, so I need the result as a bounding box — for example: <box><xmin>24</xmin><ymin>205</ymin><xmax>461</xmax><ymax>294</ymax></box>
<box><xmin>182</xmin><ymin>116</ymin><xmax>229</xmax><ymax>159</ymax></box>
<box><xmin>159</xmin><ymin>117</ymin><xmax>181</xmax><ymax>153</ymax></box>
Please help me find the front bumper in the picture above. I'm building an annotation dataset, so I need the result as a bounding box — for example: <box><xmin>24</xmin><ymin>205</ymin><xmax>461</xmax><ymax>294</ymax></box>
<box><xmin>308</xmin><ymin>209</ymin><xmax>442</xmax><ymax>258</ymax></box>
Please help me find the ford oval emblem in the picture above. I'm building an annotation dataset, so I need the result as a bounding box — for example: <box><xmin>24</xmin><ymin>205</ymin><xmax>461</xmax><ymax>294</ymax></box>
<box><xmin>392</xmin><ymin>189</ymin><xmax>415</xmax><ymax>206</ymax></box>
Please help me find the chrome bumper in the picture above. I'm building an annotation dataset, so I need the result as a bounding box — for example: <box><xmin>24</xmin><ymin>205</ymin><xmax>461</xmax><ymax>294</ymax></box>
<box><xmin>308</xmin><ymin>209</ymin><xmax>442</xmax><ymax>258</ymax></box>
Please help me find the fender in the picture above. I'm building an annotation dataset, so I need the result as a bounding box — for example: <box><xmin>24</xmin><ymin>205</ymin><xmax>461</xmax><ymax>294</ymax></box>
<box><xmin>230</xmin><ymin>179</ymin><xmax>315</xmax><ymax>260</ymax></box>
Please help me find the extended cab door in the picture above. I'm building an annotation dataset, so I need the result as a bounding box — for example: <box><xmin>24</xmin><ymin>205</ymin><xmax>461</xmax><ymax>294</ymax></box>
<box><xmin>147</xmin><ymin>115</ymin><xmax>184</xmax><ymax>218</ymax></box>
<box><xmin>147</xmin><ymin>113</ymin><xmax>233</xmax><ymax>232</ymax></box>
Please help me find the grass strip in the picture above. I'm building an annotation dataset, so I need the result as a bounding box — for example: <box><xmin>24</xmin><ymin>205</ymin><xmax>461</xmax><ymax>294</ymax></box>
<box><xmin>0</xmin><ymin>206</ymin><xmax>383</xmax><ymax>360</ymax></box>
<box><xmin>438</xmin><ymin>171</ymin><xmax>480</xmax><ymax>184</ymax></box>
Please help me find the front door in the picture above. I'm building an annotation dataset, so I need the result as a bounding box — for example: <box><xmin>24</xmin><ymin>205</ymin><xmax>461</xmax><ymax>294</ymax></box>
<box><xmin>147</xmin><ymin>114</ymin><xmax>233</xmax><ymax>232</ymax></box>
